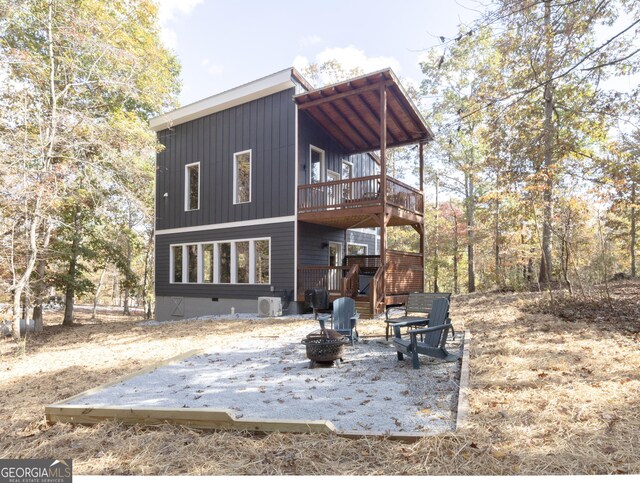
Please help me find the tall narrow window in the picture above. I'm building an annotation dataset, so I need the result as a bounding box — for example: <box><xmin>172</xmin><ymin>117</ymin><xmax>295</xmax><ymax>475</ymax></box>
<box><xmin>187</xmin><ymin>244</ymin><xmax>198</xmax><ymax>283</ymax></box>
<box><xmin>202</xmin><ymin>244</ymin><xmax>214</xmax><ymax>283</ymax></box>
<box><xmin>234</xmin><ymin>150</ymin><xmax>251</xmax><ymax>204</ymax></box>
<box><xmin>236</xmin><ymin>241</ymin><xmax>250</xmax><ymax>283</ymax></box>
<box><xmin>185</xmin><ymin>162</ymin><xmax>200</xmax><ymax>211</ymax></box>
<box><xmin>172</xmin><ymin>246</ymin><xmax>183</xmax><ymax>283</ymax></box>
<box><xmin>219</xmin><ymin>242</ymin><xmax>231</xmax><ymax>283</ymax></box>
<box><xmin>254</xmin><ymin>240</ymin><xmax>270</xmax><ymax>284</ymax></box>
<box><xmin>310</xmin><ymin>146</ymin><xmax>324</xmax><ymax>183</ymax></box>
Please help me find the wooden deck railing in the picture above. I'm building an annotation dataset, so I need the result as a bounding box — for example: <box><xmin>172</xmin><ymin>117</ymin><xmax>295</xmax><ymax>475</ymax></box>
<box><xmin>386</xmin><ymin>178</ymin><xmax>424</xmax><ymax>215</ymax></box>
<box><xmin>386</xmin><ymin>250</ymin><xmax>424</xmax><ymax>294</ymax></box>
<box><xmin>298</xmin><ymin>175</ymin><xmax>423</xmax><ymax>216</ymax></box>
<box><xmin>345</xmin><ymin>255</ymin><xmax>380</xmax><ymax>274</ymax></box>
<box><xmin>297</xmin><ymin>266</ymin><xmax>357</xmax><ymax>297</ymax></box>
<box><xmin>341</xmin><ymin>264</ymin><xmax>360</xmax><ymax>298</ymax></box>
<box><xmin>371</xmin><ymin>265</ymin><xmax>385</xmax><ymax>314</ymax></box>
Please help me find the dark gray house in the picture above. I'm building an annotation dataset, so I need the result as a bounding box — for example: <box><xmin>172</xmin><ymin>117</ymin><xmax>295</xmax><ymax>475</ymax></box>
<box><xmin>151</xmin><ymin>67</ymin><xmax>433</xmax><ymax>321</ymax></box>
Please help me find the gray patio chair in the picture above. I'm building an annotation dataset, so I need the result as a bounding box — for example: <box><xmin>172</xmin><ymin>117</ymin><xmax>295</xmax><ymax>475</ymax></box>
<box><xmin>318</xmin><ymin>297</ymin><xmax>359</xmax><ymax>346</ymax></box>
<box><xmin>384</xmin><ymin>292</ymin><xmax>452</xmax><ymax>340</ymax></box>
<box><xmin>391</xmin><ymin>298</ymin><xmax>458</xmax><ymax>369</ymax></box>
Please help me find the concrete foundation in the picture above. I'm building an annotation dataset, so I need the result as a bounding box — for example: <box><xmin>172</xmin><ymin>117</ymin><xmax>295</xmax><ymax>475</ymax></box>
<box><xmin>155</xmin><ymin>296</ymin><xmax>305</xmax><ymax>321</ymax></box>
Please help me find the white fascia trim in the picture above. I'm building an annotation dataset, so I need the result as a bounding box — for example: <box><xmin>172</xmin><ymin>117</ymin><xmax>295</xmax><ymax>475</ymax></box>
<box><xmin>150</xmin><ymin>68</ymin><xmax>296</xmax><ymax>132</ymax></box>
<box><xmin>156</xmin><ymin>215</ymin><xmax>296</xmax><ymax>236</ymax></box>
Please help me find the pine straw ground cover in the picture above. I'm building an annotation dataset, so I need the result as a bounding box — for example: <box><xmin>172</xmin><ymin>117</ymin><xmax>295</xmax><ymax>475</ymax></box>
<box><xmin>0</xmin><ymin>282</ymin><xmax>639</xmax><ymax>476</ymax></box>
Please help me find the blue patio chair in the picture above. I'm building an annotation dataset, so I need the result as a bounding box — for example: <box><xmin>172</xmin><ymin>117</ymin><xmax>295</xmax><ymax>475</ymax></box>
<box><xmin>318</xmin><ymin>297</ymin><xmax>359</xmax><ymax>346</ymax></box>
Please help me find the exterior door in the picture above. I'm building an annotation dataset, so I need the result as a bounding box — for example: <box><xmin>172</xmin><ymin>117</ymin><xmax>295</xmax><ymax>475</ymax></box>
<box><xmin>326</xmin><ymin>170</ymin><xmax>340</xmax><ymax>208</ymax></box>
<box><xmin>328</xmin><ymin>242</ymin><xmax>343</xmax><ymax>291</ymax></box>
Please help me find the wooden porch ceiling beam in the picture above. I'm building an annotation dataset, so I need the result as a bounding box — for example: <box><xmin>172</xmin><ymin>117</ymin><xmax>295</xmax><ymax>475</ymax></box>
<box><xmin>321</xmin><ymin>100</ymin><xmax>373</xmax><ymax>150</ymax></box>
<box><xmin>308</xmin><ymin>105</ymin><xmax>359</xmax><ymax>152</ymax></box>
<box><xmin>357</xmin><ymin>88</ymin><xmax>401</xmax><ymax>147</ymax></box>
<box><xmin>339</xmin><ymin>95</ymin><xmax>381</xmax><ymax>145</ymax></box>
<box><xmin>296</xmin><ymin>79</ymin><xmax>394</xmax><ymax>111</ymax></box>
<box><xmin>385</xmin><ymin>95</ymin><xmax>415</xmax><ymax>142</ymax></box>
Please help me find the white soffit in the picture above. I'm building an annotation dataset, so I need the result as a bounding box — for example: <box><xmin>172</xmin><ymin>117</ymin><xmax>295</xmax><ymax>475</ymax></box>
<box><xmin>150</xmin><ymin>68</ymin><xmax>297</xmax><ymax>132</ymax></box>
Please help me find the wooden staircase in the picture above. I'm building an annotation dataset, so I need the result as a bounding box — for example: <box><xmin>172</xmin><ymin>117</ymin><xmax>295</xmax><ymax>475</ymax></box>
<box><xmin>355</xmin><ymin>298</ymin><xmax>374</xmax><ymax>319</ymax></box>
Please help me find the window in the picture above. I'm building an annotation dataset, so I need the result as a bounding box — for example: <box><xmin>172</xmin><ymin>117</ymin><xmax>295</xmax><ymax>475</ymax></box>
<box><xmin>202</xmin><ymin>244</ymin><xmax>214</xmax><ymax>283</ymax></box>
<box><xmin>255</xmin><ymin>239</ymin><xmax>270</xmax><ymax>284</ymax></box>
<box><xmin>236</xmin><ymin>241</ymin><xmax>250</xmax><ymax>283</ymax></box>
<box><xmin>172</xmin><ymin>245</ymin><xmax>183</xmax><ymax>283</ymax></box>
<box><xmin>185</xmin><ymin>162</ymin><xmax>200</xmax><ymax>211</ymax></box>
<box><xmin>347</xmin><ymin>243</ymin><xmax>368</xmax><ymax>256</ymax></box>
<box><xmin>342</xmin><ymin>160</ymin><xmax>353</xmax><ymax>179</ymax></box>
<box><xmin>310</xmin><ymin>146</ymin><xmax>325</xmax><ymax>183</ymax></box>
<box><xmin>187</xmin><ymin>245</ymin><xmax>198</xmax><ymax>283</ymax></box>
<box><xmin>234</xmin><ymin>150</ymin><xmax>251</xmax><ymax>204</ymax></box>
<box><xmin>170</xmin><ymin>238</ymin><xmax>270</xmax><ymax>285</ymax></box>
<box><xmin>219</xmin><ymin>242</ymin><xmax>231</xmax><ymax>283</ymax></box>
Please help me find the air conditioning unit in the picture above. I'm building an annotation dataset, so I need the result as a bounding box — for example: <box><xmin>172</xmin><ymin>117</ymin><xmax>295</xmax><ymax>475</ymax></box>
<box><xmin>258</xmin><ymin>297</ymin><xmax>282</xmax><ymax>317</ymax></box>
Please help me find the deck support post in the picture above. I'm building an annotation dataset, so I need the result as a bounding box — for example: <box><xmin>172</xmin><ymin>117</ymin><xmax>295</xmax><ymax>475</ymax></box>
<box><xmin>419</xmin><ymin>141</ymin><xmax>425</xmax><ymax>292</ymax></box>
<box><xmin>379</xmin><ymin>84</ymin><xmax>388</xmax><ymax>303</ymax></box>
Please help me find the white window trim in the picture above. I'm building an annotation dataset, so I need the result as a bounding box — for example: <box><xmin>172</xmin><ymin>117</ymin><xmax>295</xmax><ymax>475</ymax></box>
<box><xmin>341</xmin><ymin>159</ymin><xmax>353</xmax><ymax>179</ymax></box>
<box><xmin>170</xmin><ymin>238</ymin><xmax>271</xmax><ymax>285</ymax></box>
<box><xmin>184</xmin><ymin>162</ymin><xmax>200</xmax><ymax>211</ymax></box>
<box><xmin>309</xmin><ymin>145</ymin><xmax>325</xmax><ymax>184</ymax></box>
<box><xmin>233</xmin><ymin>149</ymin><xmax>252</xmax><ymax>205</ymax></box>
<box><xmin>347</xmin><ymin>242</ymin><xmax>368</xmax><ymax>256</ymax></box>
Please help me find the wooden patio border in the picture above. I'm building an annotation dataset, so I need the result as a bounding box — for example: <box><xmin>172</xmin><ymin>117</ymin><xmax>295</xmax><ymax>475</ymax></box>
<box><xmin>45</xmin><ymin>333</ymin><xmax>471</xmax><ymax>442</ymax></box>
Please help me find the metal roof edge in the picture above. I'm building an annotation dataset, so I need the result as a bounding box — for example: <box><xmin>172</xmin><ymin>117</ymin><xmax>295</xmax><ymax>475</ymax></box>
<box><xmin>150</xmin><ymin>68</ymin><xmax>299</xmax><ymax>132</ymax></box>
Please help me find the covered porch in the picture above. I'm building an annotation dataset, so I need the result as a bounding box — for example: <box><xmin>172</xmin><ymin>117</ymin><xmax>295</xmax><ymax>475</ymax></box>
<box><xmin>294</xmin><ymin>69</ymin><xmax>433</xmax><ymax>315</ymax></box>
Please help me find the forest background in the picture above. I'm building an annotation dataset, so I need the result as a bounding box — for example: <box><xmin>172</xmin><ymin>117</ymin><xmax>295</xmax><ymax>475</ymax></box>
<box><xmin>0</xmin><ymin>0</ymin><xmax>638</xmax><ymax>337</ymax></box>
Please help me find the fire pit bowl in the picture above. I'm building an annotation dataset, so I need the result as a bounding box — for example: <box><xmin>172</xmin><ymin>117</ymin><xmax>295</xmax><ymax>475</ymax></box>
<box><xmin>301</xmin><ymin>328</ymin><xmax>347</xmax><ymax>368</ymax></box>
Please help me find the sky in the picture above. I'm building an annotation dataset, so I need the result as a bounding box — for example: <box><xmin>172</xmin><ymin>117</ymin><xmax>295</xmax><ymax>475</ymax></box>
<box><xmin>155</xmin><ymin>0</ymin><xmax>481</xmax><ymax>106</ymax></box>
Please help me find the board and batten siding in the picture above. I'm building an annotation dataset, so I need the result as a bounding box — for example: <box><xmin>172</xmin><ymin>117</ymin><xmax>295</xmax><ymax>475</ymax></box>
<box><xmin>156</xmin><ymin>88</ymin><xmax>297</xmax><ymax>231</ymax></box>
<box><xmin>155</xmin><ymin>222</ymin><xmax>294</xmax><ymax>299</ymax></box>
<box><xmin>298</xmin><ymin>111</ymin><xmax>379</xmax><ymax>184</ymax></box>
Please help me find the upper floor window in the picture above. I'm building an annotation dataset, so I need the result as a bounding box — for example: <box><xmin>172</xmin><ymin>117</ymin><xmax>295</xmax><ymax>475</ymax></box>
<box><xmin>234</xmin><ymin>150</ymin><xmax>251</xmax><ymax>204</ymax></box>
<box><xmin>310</xmin><ymin>146</ymin><xmax>325</xmax><ymax>184</ymax></box>
<box><xmin>185</xmin><ymin>162</ymin><xmax>200</xmax><ymax>211</ymax></box>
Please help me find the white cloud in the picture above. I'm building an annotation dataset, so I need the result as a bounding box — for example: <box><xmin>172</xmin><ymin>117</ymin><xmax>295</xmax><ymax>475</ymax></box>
<box><xmin>154</xmin><ymin>0</ymin><xmax>203</xmax><ymax>50</ymax></box>
<box><xmin>201</xmin><ymin>58</ymin><xmax>224</xmax><ymax>77</ymax></box>
<box><xmin>299</xmin><ymin>35</ymin><xmax>322</xmax><ymax>47</ymax></box>
<box><xmin>310</xmin><ymin>45</ymin><xmax>401</xmax><ymax>74</ymax></box>
<box><xmin>293</xmin><ymin>55</ymin><xmax>310</xmax><ymax>72</ymax></box>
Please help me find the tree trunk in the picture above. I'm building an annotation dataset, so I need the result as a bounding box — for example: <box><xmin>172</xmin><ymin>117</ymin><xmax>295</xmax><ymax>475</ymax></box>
<box><xmin>466</xmin><ymin>172</ymin><xmax>476</xmax><ymax>293</ymax></box>
<box><xmin>62</xmin><ymin>205</ymin><xmax>81</xmax><ymax>326</ymax></box>
<box><xmin>433</xmin><ymin>174</ymin><xmax>439</xmax><ymax>293</ymax></box>
<box><xmin>453</xmin><ymin>212</ymin><xmax>459</xmax><ymax>295</ymax></box>
<box><xmin>11</xmin><ymin>211</ymin><xmax>42</xmax><ymax>339</ymax></box>
<box><xmin>494</xmin><ymin>172</ymin><xmax>501</xmax><ymax>288</ymax></box>
<box><xmin>538</xmin><ymin>0</ymin><xmax>555</xmax><ymax>287</ymax></box>
<box><xmin>91</xmin><ymin>267</ymin><xmax>107</xmax><ymax>320</ymax></box>
<box><xmin>123</xmin><ymin>206</ymin><xmax>133</xmax><ymax>315</ymax></box>
<box><xmin>631</xmin><ymin>181</ymin><xmax>636</xmax><ymax>278</ymax></box>
<box><xmin>32</xmin><ymin>223</ymin><xmax>52</xmax><ymax>332</ymax></box>
<box><xmin>142</xmin><ymin>227</ymin><xmax>154</xmax><ymax>319</ymax></box>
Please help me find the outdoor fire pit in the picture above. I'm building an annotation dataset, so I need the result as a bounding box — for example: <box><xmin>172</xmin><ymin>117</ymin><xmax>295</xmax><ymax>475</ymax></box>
<box><xmin>301</xmin><ymin>328</ymin><xmax>347</xmax><ymax>368</ymax></box>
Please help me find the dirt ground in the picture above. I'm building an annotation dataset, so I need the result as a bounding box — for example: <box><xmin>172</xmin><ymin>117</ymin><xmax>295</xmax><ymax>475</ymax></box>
<box><xmin>1</xmin><ymin>282</ymin><xmax>638</xmax><ymax>476</ymax></box>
